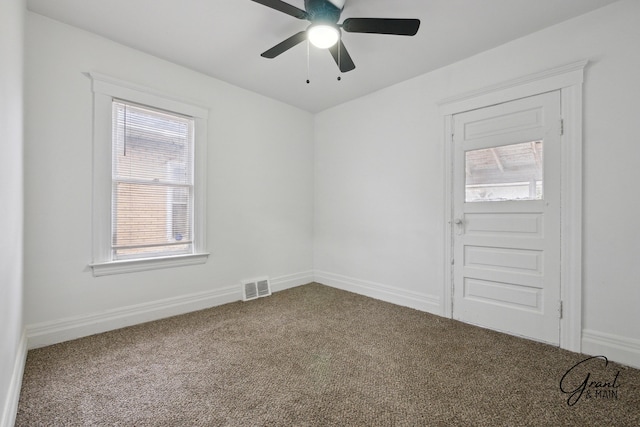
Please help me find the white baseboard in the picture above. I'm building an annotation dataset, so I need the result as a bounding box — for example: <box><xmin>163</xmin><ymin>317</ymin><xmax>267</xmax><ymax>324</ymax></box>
<box><xmin>26</xmin><ymin>271</ymin><xmax>314</xmax><ymax>350</ymax></box>
<box><xmin>26</xmin><ymin>286</ymin><xmax>239</xmax><ymax>349</ymax></box>
<box><xmin>582</xmin><ymin>329</ymin><xmax>640</xmax><ymax>369</ymax></box>
<box><xmin>270</xmin><ymin>270</ymin><xmax>314</xmax><ymax>292</ymax></box>
<box><xmin>1</xmin><ymin>331</ymin><xmax>27</xmax><ymax>427</ymax></box>
<box><xmin>314</xmin><ymin>270</ymin><xmax>441</xmax><ymax>314</ymax></box>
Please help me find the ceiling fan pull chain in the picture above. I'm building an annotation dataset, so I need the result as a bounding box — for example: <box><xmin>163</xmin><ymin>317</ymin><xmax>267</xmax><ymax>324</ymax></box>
<box><xmin>306</xmin><ymin>40</ymin><xmax>311</xmax><ymax>84</ymax></box>
<box><xmin>337</xmin><ymin>39</ymin><xmax>342</xmax><ymax>81</ymax></box>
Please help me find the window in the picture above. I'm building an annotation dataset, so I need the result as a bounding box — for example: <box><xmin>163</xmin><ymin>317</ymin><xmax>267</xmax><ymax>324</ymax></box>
<box><xmin>465</xmin><ymin>141</ymin><xmax>543</xmax><ymax>202</ymax></box>
<box><xmin>90</xmin><ymin>73</ymin><xmax>208</xmax><ymax>276</ymax></box>
<box><xmin>112</xmin><ymin>101</ymin><xmax>194</xmax><ymax>260</ymax></box>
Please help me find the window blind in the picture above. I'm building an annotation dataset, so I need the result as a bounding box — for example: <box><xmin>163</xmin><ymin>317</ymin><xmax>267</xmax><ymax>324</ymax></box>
<box><xmin>111</xmin><ymin>100</ymin><xmax>194</xmax><ymax>260</ymax></box>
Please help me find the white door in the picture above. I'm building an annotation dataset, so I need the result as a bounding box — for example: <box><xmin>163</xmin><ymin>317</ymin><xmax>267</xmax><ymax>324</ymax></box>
<box><xmin>452</xmin><ymin>91</ymin><xmax>561</xmax><ymax>345</ymax></box>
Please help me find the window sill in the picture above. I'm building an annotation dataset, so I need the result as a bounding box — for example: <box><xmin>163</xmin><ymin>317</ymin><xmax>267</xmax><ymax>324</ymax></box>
<box><xmin>90</xmin><ymin>253</ymin><xmax>209</xmax><ymax>277</ymax></box>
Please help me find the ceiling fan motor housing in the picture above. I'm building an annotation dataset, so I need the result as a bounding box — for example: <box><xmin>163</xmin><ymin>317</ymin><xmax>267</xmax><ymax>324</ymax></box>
<box><xmin>305</xmin><ymin>0</ymin><xmax>342</xmax><ymax>23</ymax></box>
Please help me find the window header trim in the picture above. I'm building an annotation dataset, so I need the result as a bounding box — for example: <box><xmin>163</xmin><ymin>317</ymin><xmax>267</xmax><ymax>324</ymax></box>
<box><xmin>89</xmin><ymin>72</ymin><xmax>208</xmax><ymax>119</ymax></box>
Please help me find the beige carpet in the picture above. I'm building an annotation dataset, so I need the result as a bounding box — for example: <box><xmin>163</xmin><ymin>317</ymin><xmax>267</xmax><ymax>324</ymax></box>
<box><xmin>16</xmin><ymin>283</ymin><xmax>640</xmax><ymax>426</ymax></box>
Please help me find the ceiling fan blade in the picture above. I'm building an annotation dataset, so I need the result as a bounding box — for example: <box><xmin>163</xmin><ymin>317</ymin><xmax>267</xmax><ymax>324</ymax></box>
<box><xmin>261</xmin><ymin>31</ymin><xmax>308</xmax><ymax>58</ymax></box>
<box><xmin>342</xmin><ymin>18</ymin><xmax>420</xmax><ymax>36</ymax></box>
<box><xmin>250</xmin><ymin>0</ymin><xmax>309</xmax><ymax>20</ymax></box>
<box><xmin>328</xmin><ymin>40</ymin><xmax>355</xmax><ymax>73</ymax></box>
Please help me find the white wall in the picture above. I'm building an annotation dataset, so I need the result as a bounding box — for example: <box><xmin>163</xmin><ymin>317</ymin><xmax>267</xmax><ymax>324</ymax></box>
<box><xmin>315</xmin><ymin>0</ymin><xmax>640</xmax><ymax>366</ymax></box>
<box><xmin>24</xmin><ymin>13</ymin><xmax>314</xmax><ymax>344</ymax></box>
<box><xmin>0</xmin><ymin>0</ymin><xmax>25</xmax><ymax>425</ymax></box>
<box><xmin>22</xmin><ymin>0</ymin><xmax>640</xmax><ymax>370</ymax></box>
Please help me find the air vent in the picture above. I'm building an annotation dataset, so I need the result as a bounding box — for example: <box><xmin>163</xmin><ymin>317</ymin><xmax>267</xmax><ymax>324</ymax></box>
<box><xmin>242</xmin><ymin>277</ymin><xmax>271</xmax><ymax>301</ymax></box>
<box><xmin>256</xmin><ymin>279</ymin><xmax>271</xmax><ymax>297</ymax></box>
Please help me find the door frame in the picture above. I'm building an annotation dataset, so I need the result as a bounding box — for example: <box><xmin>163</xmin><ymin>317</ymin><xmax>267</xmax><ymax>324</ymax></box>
<box><xmin>439</xmin><ymin>60</ymin><xmax>588</xmax><ymax>352</ymax></box>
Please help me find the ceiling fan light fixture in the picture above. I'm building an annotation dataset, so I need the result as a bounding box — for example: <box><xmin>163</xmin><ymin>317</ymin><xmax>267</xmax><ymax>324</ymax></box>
<box><xmin>307</xmin><ymin>24</ymin><xmax>340</xmax><ymax>49</ymax></box>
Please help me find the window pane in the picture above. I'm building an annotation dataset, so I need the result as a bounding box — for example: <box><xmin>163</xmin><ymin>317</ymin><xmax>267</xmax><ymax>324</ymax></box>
<box><xmin>465</xmin><ymin>141</ymin><xmax>543</xmax><ymax>202</ymax></box>
<box><xmin>113</xmin><ymin>102</ymin><xmax>192</xmax><ymax>184</ymax></box>
<box><xmin>114</xmin><ymin>243</ymin><xmax>191</xmax><ymax>259</ymax></box>
<box><xmin>112</xmin><ymin>100</ymin><xmax>194</xmax><ymax>260</ymax></box>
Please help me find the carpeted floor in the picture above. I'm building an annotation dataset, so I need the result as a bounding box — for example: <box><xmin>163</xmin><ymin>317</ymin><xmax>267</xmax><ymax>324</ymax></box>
<box><xmin>16</xmin><ymin>283</ymin><xmax>640</xmax><ymax>426</ymax></box>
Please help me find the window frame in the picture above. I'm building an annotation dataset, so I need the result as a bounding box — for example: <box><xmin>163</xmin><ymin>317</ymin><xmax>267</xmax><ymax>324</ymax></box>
<box><xmin>89</xmin><ymin>73</ymin><xmax>209</xmax><ymax>277</ymax></box>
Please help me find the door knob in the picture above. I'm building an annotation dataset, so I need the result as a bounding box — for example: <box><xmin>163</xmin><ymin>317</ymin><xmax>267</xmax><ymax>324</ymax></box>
<box><xmin>454</xmin><ymin>218</ymin><xmax>464</xmax><ymax>235</ymax></box>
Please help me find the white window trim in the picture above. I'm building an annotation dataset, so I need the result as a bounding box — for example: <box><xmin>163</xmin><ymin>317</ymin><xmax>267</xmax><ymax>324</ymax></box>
<box><xmin>89</xmin><ymin>72</ymin><xmax>209</xmax><ymax>277</ymax></box>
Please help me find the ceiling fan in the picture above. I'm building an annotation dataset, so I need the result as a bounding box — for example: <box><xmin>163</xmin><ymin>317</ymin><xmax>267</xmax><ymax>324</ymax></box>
<box><xmin>250</xmin><ymin>0</ymin><xmax>420</xmax><ymax>73</ymax></box>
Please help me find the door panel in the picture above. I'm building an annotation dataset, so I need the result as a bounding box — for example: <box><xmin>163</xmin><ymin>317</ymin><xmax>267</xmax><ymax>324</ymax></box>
<box><xmin>464</xmin><ymin>212</ymin><xmax>543</xmax><ymax>236</ymax></box>
<box><xmin>452</xmin><ymin>91</ymin><xmax>561</xmax><ymax>345</ymax></box>
<box><xmin>464</xmin><ymin>246</ymin><xmax>542</xmax><ymax>273</ymax></box>
<box><xmin>463</xmin><ymin>278</ymin><xmax>542</xmax><ymax>311</ymax></box>
<box><xmin>463</xmin><ymin>106</ymin><xmax>545</xmax><ymax>141</ymax></box>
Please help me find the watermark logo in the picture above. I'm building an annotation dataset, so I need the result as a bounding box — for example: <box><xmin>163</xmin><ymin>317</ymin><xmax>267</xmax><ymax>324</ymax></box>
<box><xmin>560</xmin><ymin>355</ymin><xmax>621</xmax><ymax>406</ymax></box>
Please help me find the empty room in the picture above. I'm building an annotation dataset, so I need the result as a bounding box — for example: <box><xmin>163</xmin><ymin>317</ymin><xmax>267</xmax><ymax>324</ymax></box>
<box><xmin>2</xmin><ymin>0</ymin><xmax>639</xmax><ymax>425</ymax></box>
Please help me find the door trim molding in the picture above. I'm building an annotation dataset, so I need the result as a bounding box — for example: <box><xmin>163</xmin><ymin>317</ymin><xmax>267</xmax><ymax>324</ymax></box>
<box><xmin>439</xmin><ymin>60</ymin><xmax>587</xmax><ymax>352</ymax></box>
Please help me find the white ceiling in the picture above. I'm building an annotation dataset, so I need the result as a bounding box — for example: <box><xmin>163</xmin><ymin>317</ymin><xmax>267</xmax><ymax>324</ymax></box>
<box><xmin>27</xmin><ymin>0</ymin><xmax>619</xmax><ymax>113</ymax></box>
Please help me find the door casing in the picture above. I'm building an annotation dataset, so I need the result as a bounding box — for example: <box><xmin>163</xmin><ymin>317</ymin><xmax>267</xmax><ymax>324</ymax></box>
<box><xmin>439</xmin><ymin>60</ymin><xmax>587</xmax><ymax>352</ymax></box>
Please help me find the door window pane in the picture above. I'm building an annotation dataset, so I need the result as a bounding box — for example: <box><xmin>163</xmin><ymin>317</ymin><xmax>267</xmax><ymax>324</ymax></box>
<box><xmin>465</xmin><ymin>141</ymin><xmax>543</xmax><ymax>202</ymax></box>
